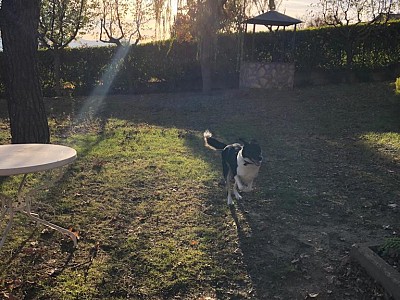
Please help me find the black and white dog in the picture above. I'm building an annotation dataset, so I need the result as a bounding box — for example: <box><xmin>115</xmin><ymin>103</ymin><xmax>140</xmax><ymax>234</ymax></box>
<box><xmin>204</xmin><ymin>130</ymin><xmax>262</xmax><ymax>205</ymax></box>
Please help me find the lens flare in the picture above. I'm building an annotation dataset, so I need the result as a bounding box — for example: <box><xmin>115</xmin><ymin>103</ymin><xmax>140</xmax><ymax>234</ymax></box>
<box><xmin>75</xmin><ymin>45</ymin><xmax>130</xmax><ymax>122</ymax></box>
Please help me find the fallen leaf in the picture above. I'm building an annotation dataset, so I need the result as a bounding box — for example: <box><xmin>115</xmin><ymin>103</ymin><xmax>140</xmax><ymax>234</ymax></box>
<box><xmin>190</xmin><ymin>240</ymin><xmax>199</xmax><ymax>246</ymax></box>
<box><xmin>291</xmin><ymin>258</ymin><xmax>300</xmax><ymax>264</ymax></box>
<box><xmin>308</xmin><ymin>293</ymin><xmax>319</xmax><ymax>298</ymax></box>
<box><xmin>68</xmin><ymin>227</ymin><xmax>80</xmax><ymax>238</ymax></box>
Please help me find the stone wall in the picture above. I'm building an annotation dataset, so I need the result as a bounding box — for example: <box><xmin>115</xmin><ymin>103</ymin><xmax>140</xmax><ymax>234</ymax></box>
<box><xmin>239</xmin><ymin>62</ymin><xmax>295</xmax><ymax>89</ymax></box>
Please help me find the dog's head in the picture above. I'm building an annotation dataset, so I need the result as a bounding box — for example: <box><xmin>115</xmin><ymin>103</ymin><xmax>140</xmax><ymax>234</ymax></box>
<box><xmin>241</xmin><ymin>139</ymin><xmax>263</xmax><ymax>166</ymax></box>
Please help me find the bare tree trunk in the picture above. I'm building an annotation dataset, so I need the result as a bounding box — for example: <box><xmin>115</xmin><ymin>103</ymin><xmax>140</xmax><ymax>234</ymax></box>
<box><xmin>200</xmin><ymin>33</ymin><xmax>213</xmax><ymax>93</ymax></box>
<box><xmin>198</xmin><ymin>0</ymin><xmax>221</xmax><ymax>93</ymax></box>
<box><xmin>0</xmin><ymin>0</ymin><xmax>50</xmax><ymax>143</ymax></box>
<box><xmin>53</xmin><ymin>48</ymin><xmax>62</xmax><ymax>96</ymax></box>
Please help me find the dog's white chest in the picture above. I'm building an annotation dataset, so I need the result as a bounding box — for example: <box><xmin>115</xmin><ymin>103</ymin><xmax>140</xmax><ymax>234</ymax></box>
<box><xmin>236</xmin><ymin>151</ymin><xmax>260</xmax><ymax>185</ymax></box>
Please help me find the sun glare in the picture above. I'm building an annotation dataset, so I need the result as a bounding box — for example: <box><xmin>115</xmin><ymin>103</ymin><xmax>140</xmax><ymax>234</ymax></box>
<box><xmin>75</xmin><ymin>46</ymin><xmax>131</xmax><ymax>122</ymax></box>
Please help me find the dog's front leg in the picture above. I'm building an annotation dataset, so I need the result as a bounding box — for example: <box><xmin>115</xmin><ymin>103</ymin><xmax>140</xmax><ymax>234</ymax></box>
<box><xmin>233</xmin><ymin>182</ymin><xmax>242</xmax><ymax>200</ymax></box>
<box><xmin>234</xmin><ymin>175</ymin><xmax>247</xmax><ymax>191</ymax></box>
<box><xmin>243</xmin><ymin>181</ymin><xmax>253</xmax><ymax>192</ymax></box>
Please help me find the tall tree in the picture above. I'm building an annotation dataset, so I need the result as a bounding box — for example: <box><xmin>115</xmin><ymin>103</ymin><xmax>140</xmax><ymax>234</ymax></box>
<box><xmin>172</xmin><ymin>0</ymin><xmax>247</xmax><ymax>37</ymax></box>
<box><xmin>171</xmin><ymin>11</ymin><xmax>194</xmax><ymax>42</ymax></box>
<box><xmin>0</xmin><ymin>0</ymin><xmax>50</xmax><ymax>143</ymax></box>
<box><xmin>251</xmin><ymin>0</ymin><xmax>282</xmax><ymax>13</ymax></box>
<box><xmin>169</xmin><ymin>0</ymin><xmax>228</xmax><ymax>93</ymax></box>
<box><xmin>152</xmin><ymin>0</ymin><xmax>173</xmax><ymax>39</ymax></box>
<box><xmin>99</xmin><ymin>0</ymin><xmax>151</xmax><ymax>46</ymax></box>
<box><xmin>97</xmin><ymin>0</ymin><xmax>151</xmax><ymax>95</ymax></box>
<box><xmin>197</xmin><ymin>0</ymin><xmax>227</xmax><ymax>93</ymax></box>
<box><xmin>39</xmin><ymin>0</ymin><xmax>96</xmax><ymax>95</ymax></box>
<box><xmin>170</xmin><ymin>0</ymin><xmax>286</xmax><ymax>92</ymax></box>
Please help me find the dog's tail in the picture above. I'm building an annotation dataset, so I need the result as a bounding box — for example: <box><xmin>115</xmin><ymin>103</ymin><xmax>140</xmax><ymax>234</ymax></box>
<box><xmin>204</xmin><ymin>130</ymin><xmax>227</xmax><ymax>150</ymax></box>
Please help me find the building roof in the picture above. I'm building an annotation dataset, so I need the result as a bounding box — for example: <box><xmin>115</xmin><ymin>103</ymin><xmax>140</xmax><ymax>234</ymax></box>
<box><xmin>244</xmin><ymin>10</ymin><xmax>302</xmax><ymax>26</ymax></box>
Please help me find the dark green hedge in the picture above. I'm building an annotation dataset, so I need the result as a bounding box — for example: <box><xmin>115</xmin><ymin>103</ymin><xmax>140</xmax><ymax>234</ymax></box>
<box><xmin>37</xmin><ymin>38</ymin><xmax>238</xmax><ymax>96</ymax></box>
<box><xmin>0</xmin><ymin>21</ymin><xmax>399</xmax><ymax>97</ymax></box>
<box><xmin>38</xmin><ymin>42</ymin><xmax>204</xmax><ymax>96</ymax></box>
<box><xmin>243</xmin><ymin>20</ymin><xmax>400</xmax><ymax>70</ymax></box>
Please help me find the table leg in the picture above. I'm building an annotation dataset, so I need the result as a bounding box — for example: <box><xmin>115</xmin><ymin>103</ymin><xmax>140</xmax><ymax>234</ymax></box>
<box><xmin>19</xmin><ymin>173</ymin><xmax>78</xmax><ymax>247</ymax></box>
<box><xmin>21</xmin><ymin>211</ymin><xmax>78</xmax><ymax>247</ymax></box>
<box><xmin>1</xmin><ymin>194</ymin><xmax>8</xmax><ymax>219</ymax></box>
<box><xmin>0</xmin><ymin>177</ymin><xmax>25</xmax><ymax>249</ymax></box>
<box><xmin>0</xmin><ymin>201</ymin><xmax>14</xmax><ymax>249</ymax></box>
<box><xmin>1</xmin><ymin>174</ymin><xmax>78</xmax><ymax>249</ymax></box>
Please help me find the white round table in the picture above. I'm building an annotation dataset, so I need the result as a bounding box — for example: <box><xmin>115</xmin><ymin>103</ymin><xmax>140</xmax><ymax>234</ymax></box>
<box><xmin>0</xmin><ymin>144</ymin><xmax>77</xmax><ymax>176</ymax></box>
<box><xmin>0</xmin><ymin>144</ymin><xmax>78</xmax><ymax>248</ymax></box>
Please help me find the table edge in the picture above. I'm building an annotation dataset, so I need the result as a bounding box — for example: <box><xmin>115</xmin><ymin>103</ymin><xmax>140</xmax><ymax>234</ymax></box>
<box><xmin>0</xmin><ymin>144</ymin><xmax>77</xmax><ymax>176</ymax></box>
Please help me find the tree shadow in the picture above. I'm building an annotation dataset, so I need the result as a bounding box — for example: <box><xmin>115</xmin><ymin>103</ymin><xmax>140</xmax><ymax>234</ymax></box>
<box><xmin>86</xmin><ymin>83</ymin><xmax>399</xmax><ymax>298</ymax></box>
<box><xmin>1</xmin><ymin>83</ymin><xmax>399</xmax><ymax>299</ymax></box>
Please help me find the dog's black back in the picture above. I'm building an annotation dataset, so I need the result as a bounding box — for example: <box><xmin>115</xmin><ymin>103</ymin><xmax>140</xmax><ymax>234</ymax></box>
<box><xmin>221</xmin><ymin>143</ymin><xmax>242</xmax><ymax>180</ymax></box>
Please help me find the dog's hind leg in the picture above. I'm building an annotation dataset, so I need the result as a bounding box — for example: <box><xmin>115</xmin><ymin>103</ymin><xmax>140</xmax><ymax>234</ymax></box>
<box><xmin>233</xmin><ymin>182</ymin><xmax>242</xmax><ymax>200</ymax></box>
<box><xmin>222</xmin><ymin>161</ymin><xmax>229</xmax><ymax>185</ymax></box>
<box><xmin>226</xmin><ymin>179</ymin><xmax>234</xmax><ymax>205</ymax></box>
<box><xmin>223</xmin><ymin>162</ymin><xmax>234</xmax><ymax>205</ymax></box>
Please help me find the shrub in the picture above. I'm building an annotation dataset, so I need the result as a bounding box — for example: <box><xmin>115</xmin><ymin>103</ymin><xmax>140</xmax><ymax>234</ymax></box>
<box><xmin>395</xmin><ymin>77</ymin><xmax>400</xmax><ymax>94</ymax></box>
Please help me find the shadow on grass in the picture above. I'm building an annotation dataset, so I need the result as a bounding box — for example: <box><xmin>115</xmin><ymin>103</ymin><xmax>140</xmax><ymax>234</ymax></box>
<box><xmin>89</xmin><ymin>82</ymin><xmax>399</xmax><ymax>299</ymax></box>
<box><xmin>58</xmin><ymin>83</ymin><xmax>400</xmax><ymax>298</ymax></box>
<box><xmin>0</xmin><ymin>82</ymin><xmax>399</xmax><ymax>299</ymax></box>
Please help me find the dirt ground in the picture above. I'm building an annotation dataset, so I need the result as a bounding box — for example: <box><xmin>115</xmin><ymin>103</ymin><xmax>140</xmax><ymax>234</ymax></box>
<box><xmin>1</xmin><ymin>82</ymin><xmax>399</xmax><ymax>299</ymax></box>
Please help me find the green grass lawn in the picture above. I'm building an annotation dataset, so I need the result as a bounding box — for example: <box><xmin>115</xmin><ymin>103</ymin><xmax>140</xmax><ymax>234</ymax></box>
<box><xmin>0</xmin><ymin>82</ymin><xmax>399</xmax><ymax>299</ymax></box>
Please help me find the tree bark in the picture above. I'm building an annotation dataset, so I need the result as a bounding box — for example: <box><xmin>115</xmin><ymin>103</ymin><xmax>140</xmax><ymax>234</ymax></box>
<box><xmin>200</xmin><ymin>33</ymin><xmax>213</xmax><ymax>94</ymax></box>
<box><xmin>53</xmin><ymin>48</ymin><xmax>62</xmax><ymax>96</ymax></box>
<box><xmin>198</xmin><ymin>0</ymin><xmax>227</xmax><ymax>94</ymax></box>
<box><xmin>0</xmin><ymin>0</ymin><xmax>50</xmax><ymax>144</ymax></box>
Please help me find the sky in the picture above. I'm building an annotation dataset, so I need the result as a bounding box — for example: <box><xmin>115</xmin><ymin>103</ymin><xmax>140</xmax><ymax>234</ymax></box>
<box><xmin>280</xmin><ymin>0</ymin><xmax>319</xmax><ymax>19</ymax></box>
<box><xmin>72</xmin><ymin>0</ymin><xmax>319</xmax><ymax>47</ymax></box>
<box><xmin>0</xmin><ymin>0</ymin><xmax>320</xmax><ymax>49</ymax></box>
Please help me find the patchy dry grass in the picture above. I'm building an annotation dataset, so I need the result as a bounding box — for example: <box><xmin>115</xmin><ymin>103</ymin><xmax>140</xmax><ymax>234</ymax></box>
<box><xmin>0</xmin><ymin>82</ymin><xmax>399</xmax><ymax>299</ymax></box>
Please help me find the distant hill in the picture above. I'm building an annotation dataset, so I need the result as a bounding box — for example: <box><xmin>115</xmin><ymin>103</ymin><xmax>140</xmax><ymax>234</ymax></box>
<box><xmin>0</xmin><ymin>38</ymin><xmax>107</xmax><ymax>51</ymax></box>
<box><xmin>69</xmin><ymin>39</ymin><xmax>106</xmax><ymax>48</ymax></box>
